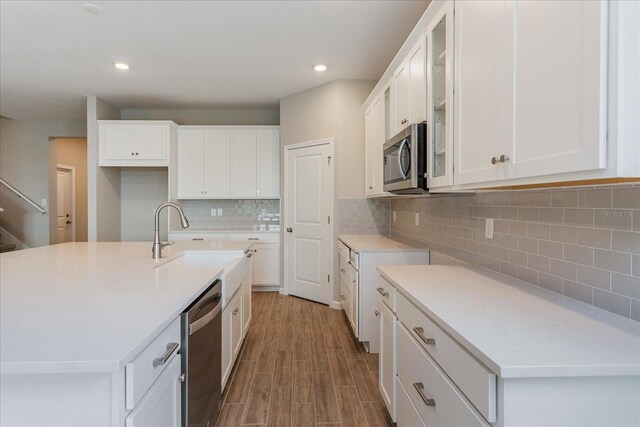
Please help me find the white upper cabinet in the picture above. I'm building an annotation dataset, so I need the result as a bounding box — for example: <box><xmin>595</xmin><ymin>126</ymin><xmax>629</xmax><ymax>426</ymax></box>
<box><xmin>455</xmin><ymin>0</ymin><xmax>608</xmax><ymax>187</ymax></box>
<box><xmin>454</xmin><ymin>0</ymin><xmax>508</xmax><ymax>186</ymax></box>
<box><xmin>177</xmin><ymin>129</ymin><xmax>231</xmax><ymax>198</ymax></box>
<box><xmin>99</xmin><ymin>121</ymin><xmax>173</xmax><ymax>167</ymax></box>
<box><xmin>503</xmin><ymin>0</ymin><xmax>607</xmax><ymax>180</ymax></box>
<box><xmin>231</xmin><ymin>130</ymin><xmax>258</xmax><ymax>198</ymax></box>
<box><xmin>177</xmin><ymin>126</ymin><xmax>279</xmax><ymax>200</ymax></box>
<box><xmin>392</xmin><ymin>38</ymin><xmax>426</xmax><ymax>134</ymax></box>
<box><xmin>365</xmin><ymin>95</ymin><xmax>385</xmax><ymax>197</ymax></box>
<box><xmin>426</xmin><ymin>1</ymin><xmax>454</xmax><ymax>189</ymax></box>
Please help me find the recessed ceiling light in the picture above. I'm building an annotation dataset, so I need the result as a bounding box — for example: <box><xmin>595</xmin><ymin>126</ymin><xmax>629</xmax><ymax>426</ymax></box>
<box><xmin>314</xmin><ymin>64</ymin><xmax>327</xmax><ymax>72</ymax></box>
<box><xmin>82</xmin><ymin>3</ymin><xmax>102</xmax><ymax>15</ymax></box>
<box><xmin>114</xmin><ymin>62</ymin><xmax>130</xmax><ymax>70</ymax></box>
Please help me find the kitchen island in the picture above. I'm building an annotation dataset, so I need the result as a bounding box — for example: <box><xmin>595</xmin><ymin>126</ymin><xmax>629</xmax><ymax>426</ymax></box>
<box><xmin>0</xmin><ymin>241</ymin><xmax>250</xmax><ymax>427</ymax></box>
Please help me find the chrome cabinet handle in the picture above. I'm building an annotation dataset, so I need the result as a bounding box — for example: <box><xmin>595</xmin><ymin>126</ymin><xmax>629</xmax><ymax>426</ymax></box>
<box><xmin>340</xmin><ymin>294</ymin><xmax>346</xmax><ymax>300</ymax></box>
<box><xmin>376</xmin><ymin>287</ymin><xmax>389</xmax><ymax>298</ymax></box>
<box><xmin>153</xmin><ymin>342</ymin><xmax>179</xmax><ymax>367</ymax></box>
<box><xmin>248</xmin><ymin>237</ymin><xmax>259</xmax><ymax>240</ymax></box>
<box><xmin>286</xmin><ymin>227</ymin><xmax>293</xmax><ymax>233</ymax></box>
<box><xmin>491</xmin><ymin>156</ymin><xmax>498</xmax><ymax>165</ymax></box>
<box><xmin>413</xmin><ymin>383</ymin><xmax>436</xmax><ymax>407</ymax></box>
<box><xmin>499</xmin><ymin>154</ymin><xmax>510</xmax><ymax>163</ymax></box>
<box><xmin>369</xmin><ymin>186</ymin><xmax>374</xmax><ymax>189</ymax></box>
<box><xmin>413</xmin><ymin>327</ymin><xmax>436</xmax><ymax>345</ymax></box>
<box><xmin>192</xmin><ymin>238</ymin><xmax>204</xmax><ymax>241</ymax></box>
<box><xmin>375</xmin><ymin>310</ymin><xmax>380</xmax><ymax>317</ymax></box>
<box><xmin>233</xmin><ymin>308</ymin><xmax>239</xmax><ymax>315</ymax></box>
<box><xmin>340</xmin><ymin>268</ymin><xmax>346</xmax><ymax>273</ymax></box>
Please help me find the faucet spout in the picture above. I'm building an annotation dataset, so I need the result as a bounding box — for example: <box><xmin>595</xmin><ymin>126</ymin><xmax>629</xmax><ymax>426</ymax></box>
<box><xmin>152</xmin><ymin>202</ymin><xmax>189</xmax><ymax>259</ymax></box>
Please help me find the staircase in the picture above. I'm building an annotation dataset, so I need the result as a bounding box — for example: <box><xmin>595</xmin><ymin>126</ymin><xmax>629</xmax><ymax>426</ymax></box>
<box><xmin>0</xmin><ymin>238</ymin><xmax>16</xmax><ymax>253</ymax></box>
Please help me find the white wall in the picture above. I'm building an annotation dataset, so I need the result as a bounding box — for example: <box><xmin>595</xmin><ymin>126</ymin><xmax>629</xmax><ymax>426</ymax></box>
<box><xmin>0</xmin><ymin>116</ymin><xmax>86</xmax><ymax>247</ymax></box>
<box><xmin>87</xmin><ymin>96</ymin><xmax>121</xmax><ymax>242</ymax></box>
<box><xmin>279</xmin><ymin>80</ymin><xmax>376</xmax><ymax>303</ymax></box>
<box><xmin>121</xmin><ymin>108</ymin><xmax>279</xmax><ymax>125</ymax></box>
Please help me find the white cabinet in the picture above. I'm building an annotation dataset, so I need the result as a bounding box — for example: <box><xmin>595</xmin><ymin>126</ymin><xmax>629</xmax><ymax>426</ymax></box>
<box><xmin>426</xmin><ymin>1</ymin><xmax>454</xmax><ymax>189</ymax></box>
<box><xmin>365</xmin><ymin>95</ymin><xmax>386</xmax><ymax>197</ymax></box>
<box><xmin>393</xmin><ymin>38</ymin><xmax>426</xmax><ymax>133</ymax></box>
<box><xmin>222</xmin><ymin>288</ymin><xmax>243</xmax><ymax>388</ymax></box>
<box><xmin>124</xmin><ymin>354</ymin><xmax>181</xmax><ymax>427</ymax></box>
<box><xmin>231</xmin><ymin>128</ymin><xmax>280</xmax><ymax>199</ymax></box>
<box><xmin>379</xmin><ymin>297</ymin><xmax>397</xmax><ymax>421</ymax></box>
<box><xmin>243</xmin><ymin>266</ymin><xmax>252</xmax><ymax>336</ymax></box>
<box><xmin>99</xmin><ymin>121</ymin><xmax>173</xmax><ymax>167</ymax></box>
<box><xmin>252</xmin><ymin>243</ymin><xmax>279</xmax><ymax>286</ymax></box>
<box><xmin>454</xmin><ymin>0</ymin><xmax>608</xmax><ymax>186</ymax></box>
<box><xmin>177</xmin><ymin>129</ymin><xmax>231</xmax><ymax>199</ymax></box>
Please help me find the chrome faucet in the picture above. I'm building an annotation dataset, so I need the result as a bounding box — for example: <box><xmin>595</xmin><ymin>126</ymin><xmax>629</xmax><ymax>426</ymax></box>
<box><xmin>152</xmin><ymin>202</ymin><xmax>189</xmax><ymax>259</ymax></box>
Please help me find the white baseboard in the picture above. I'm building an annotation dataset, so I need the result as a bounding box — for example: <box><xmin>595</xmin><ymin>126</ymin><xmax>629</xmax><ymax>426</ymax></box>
<box><xmin>252</xmin><ymin>285</ymin><xmax>280</xmax><ymax>292</ymax></box>
<box><xmin>330</xmin><ymin>300</ymin><xmax>343</xmax><ymax>310</ymax></box>
<box><xmin>278</xmin><ymin>287</ymin><xmax>288</xmax><ymax>295</ymax></box>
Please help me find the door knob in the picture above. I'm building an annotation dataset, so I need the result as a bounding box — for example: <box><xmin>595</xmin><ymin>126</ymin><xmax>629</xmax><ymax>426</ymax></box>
<box><xmin>286</xmin><ymin>227</ymin><xmax>293</xmax><ymax>233</ymax></box>
<box><xmin>66</xmin><ymin>221</ymin><xmax>72</xmax><ymax>225</ymax></box>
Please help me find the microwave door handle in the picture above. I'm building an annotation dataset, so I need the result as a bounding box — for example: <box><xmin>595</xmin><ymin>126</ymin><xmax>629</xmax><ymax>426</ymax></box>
<box><xmin>398</xmin><ymin>139</ymin><xmax>409</xmax><ymax>179</ymax></box>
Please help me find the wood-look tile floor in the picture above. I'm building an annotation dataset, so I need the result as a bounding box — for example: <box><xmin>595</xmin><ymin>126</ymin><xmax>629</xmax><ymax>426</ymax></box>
<box><xmin>217</xmin><ymin>292</ymin><xmax>393</xmax><ymax>427</ymax></box>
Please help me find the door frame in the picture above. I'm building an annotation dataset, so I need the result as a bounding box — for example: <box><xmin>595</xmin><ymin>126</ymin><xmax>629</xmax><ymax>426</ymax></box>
<box><xmin>56</xmin><ymin>164</ymin><xmax>76</xmax><ymax>243</ymax></box>
<box><xmin>282</xmin><ymin>138</ymin><xmax>335</xmax><ymax>305</ymax></box>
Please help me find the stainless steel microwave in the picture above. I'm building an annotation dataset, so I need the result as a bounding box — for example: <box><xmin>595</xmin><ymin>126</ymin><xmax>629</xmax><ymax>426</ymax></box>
<box><xmin>383</xmin><ymin>122</ymin><xmax>428</xmax><ymax>194</ymax></box>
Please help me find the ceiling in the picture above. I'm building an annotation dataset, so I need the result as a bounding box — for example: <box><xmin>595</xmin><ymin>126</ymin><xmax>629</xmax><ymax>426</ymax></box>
<box><xmin>0</xmin><ymin>0</ymin><xmax>429</xmax><ymax>119</ymax></box>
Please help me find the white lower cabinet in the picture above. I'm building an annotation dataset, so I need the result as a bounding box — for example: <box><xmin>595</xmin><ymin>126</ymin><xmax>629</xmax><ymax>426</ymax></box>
<box><xmin>242</xmin><ymin>274</ymin><xmax>252</xmax><ymax>336</ymax></box>
<box><xmin>378</xmin><ymin>298</ymin><xmax>396</xmax><ymax>421</ymax></box>
<box><xmin>222</xmin><ymin>288</ymin><xmax>243</xmax><ymax>388</ymax></box>
<box><xmin>252</xmin><ymin>243</ymin><xmax>279</xmax><ymax>286</ymax></box>
<box><xmin>396</xmin><ymin>377</ymin><xmax>425</xmax><ymax>427</ymax></box>
<box><xmin>125</xmin><ymin>354</ymin><xmax>181</xmax><ymax>427</ymax></box>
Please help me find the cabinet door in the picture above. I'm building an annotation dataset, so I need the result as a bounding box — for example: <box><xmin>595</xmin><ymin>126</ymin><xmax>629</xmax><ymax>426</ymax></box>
<box><xmin>221</xmin><ymin>304</ymin><xmax>232</xmax><ymax>388</ymax></box>
<box><xmin>252</xmin><ymin>243</ymin><xmax>279</xmax><ymax>286</ymax></box>
<box><xmin>379</xmin><ymin>299</ymin><xmax>396</xmax><ymax>421</ymax></box>
<box><xmin>136</xmin><ymin>125</ymin><xmax>169</xmax><ymax>161</ymax></box>
<box><xmin>427</xmin><ymin>2</ymin><xmax>454</xmax><ymax>188</ymax></box>
<box><xmin>408</xmin><ymin>40</ymin><xmax>426</xmax><ymax>125</ymax></box>
<box><xmin>230</xmin><ymin>130</ymin><xmax>258</xmax><ymax>197</ymax></box>
<box><xmin>125</xmin><ymin>354</ymin><xmax>181</xmax><ymax>427</ymax></box>
<box><xmin>177</xmin><ymin>129</ymin><xmax>205</xmax><ymax>198</ymax></box>
<box><xmin>242</xmin><ymin>276</ymin><xmax>252</xmax><ymax>337</ymax></box>
<box><xmin>204</xmin><ymin>130</ymin><xmax>231</xmax><ymax>198</ymax></box>
<box><xmin>454</xmin><ymin>0</ymin><xmax>508</xmax><ymax>185</ymax></box>
<box><xmin>365</xmin><ymin>96</ymin><xmax>384</xmax><ymax>197</ymax></box>
<box><xmin>393</xmin><ymin>63</ymin><xmax>409</xmax><ymax>133</ymax></box>
<box><xmin>231</xmin><ymin>291</ymin><xmax>243</xmax><ymax>360</ymax></box>
<box><xmin>504</xmin><ymin>0</ymin><xmax>607</xmax><ymax>179</ymax></box>
<box><xmin>256</xmin><ymin>129</ymin><xmax>280</xmax><ymax>198</ymax></box>
<box><xmin>102</xmin><ymin>125</ymin><xmax>136</xmax><ymax>161</ymax></box>
<box><xmin>350</xmin><ymin>272</ymin><xmax>358</xmax><ymax>334</ymax></box>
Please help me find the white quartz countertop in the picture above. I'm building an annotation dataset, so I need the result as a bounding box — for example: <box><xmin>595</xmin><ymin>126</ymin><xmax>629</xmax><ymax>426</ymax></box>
<box><xmin>377</xmin><ymin>264</ymin><xmax>640</xmax><ymax>378</ymax></box>
<box><xmin>338</xmin><ymin>235</ymin><xmax>427</xmax><ymax>253</ymax></box>
<box><xmin>0</xmin><ymin>241</ymin><xmax>251</xmax><ymax>375</ymax></box>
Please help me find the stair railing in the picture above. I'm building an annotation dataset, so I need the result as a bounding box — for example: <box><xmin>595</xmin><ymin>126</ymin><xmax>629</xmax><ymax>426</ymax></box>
<box><xmin>0</xmin><ymin>178</ymin><xmax>47</xmax><ymax>214</ymax></box>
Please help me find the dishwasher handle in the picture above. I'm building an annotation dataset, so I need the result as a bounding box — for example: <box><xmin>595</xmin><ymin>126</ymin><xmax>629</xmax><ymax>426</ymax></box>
<box><xmin>189</xmin><ymin>297</ymin><xmax>222</xmax><ymax>335</ymax></box>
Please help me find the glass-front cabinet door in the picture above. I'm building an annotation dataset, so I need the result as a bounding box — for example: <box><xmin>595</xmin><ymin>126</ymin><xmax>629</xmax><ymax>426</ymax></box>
<box><xmin>426</xmin><ymin>1</ymin><xmax>454</xmax><ymax>189</ymax></box>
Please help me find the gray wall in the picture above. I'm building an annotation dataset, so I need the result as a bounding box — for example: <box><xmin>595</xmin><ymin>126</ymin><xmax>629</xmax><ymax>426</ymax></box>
<box><xmin>87</xmin><ymin>96</ymin><xmax>122</xmax><ymax>242</ymax></box>
<box><xmin>0</xmin><ymin>116</ymin><xmax>86</xmax><ymax>247</ymax></box>
<box><xmin>280</xmin><ymin>80</ymin><xmax>376</xmax><ymax>302</ymax></box>
<box><xmin>389</xmin><ymin>185</ymin><xmax>640</xmax><ymax>321</ymax></box>
<box><xmin>120</xmin><ymin>168</ymin><xmax>169</xmax><ymax>242</ymax></box>
<box><xmin>49</xmin><ymin>138</ymin><xmax>88</xmax><ymax>243</ymax></box>
<box><xmin>121</xmin><ymin>108</ymin><xmax>279</xmax><ymax>125</ymax></box>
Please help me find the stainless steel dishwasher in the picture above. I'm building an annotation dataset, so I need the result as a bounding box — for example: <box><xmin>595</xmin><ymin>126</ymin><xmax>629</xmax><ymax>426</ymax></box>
<box><xmin>181</xmin><ymin>280</ymin><xmax>222</xmax><ymax>427</ymax></box>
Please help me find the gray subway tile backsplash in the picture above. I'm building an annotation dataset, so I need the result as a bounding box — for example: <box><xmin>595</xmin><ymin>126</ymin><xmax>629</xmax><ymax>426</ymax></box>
<box><xmin>178</xmin><ymin>199</ymin><xmax>280</xmax><ymax>231</ymax></box>
<box><xmin>388</xmin><ymin>184</ymin><xmax>640</xmax><ymax>320</ymax></box>
<box><xmin>338</xmin><ymin>198</ymin><xmax>389</xmax><ymax>235</ymax></box>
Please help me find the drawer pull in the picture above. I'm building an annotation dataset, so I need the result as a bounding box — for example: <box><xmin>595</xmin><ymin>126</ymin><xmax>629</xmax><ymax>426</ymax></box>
<box><xmin>413</xmin><ymin>327</ymin><xmax>436</xmax><ymax>345</ymax></box>
<box><xmin>153</xmin><ymin>342</ymin><xmax>179</xmax><ymax>367</ymax></box>
<box><xmin>374</xmin><ymin>310</ymin><xmax>380</xmax><ymax>317</ymax></box>
<box><xmin>233</xmin><ymin>308</ymin><xmax>239</xmax><ymax>315</ymax></box>
<box><xmin>376</xmin><ymin>287</ymin><xmax>389</xmax><ymax>297</ymax></box>
<box><xmin>413</xmin><ymin>382</ymin><xmax>436</xmax><ymax>407</ymax></box>
<box><xmin>248</xmin><ymin>238</ymin><xmax>259</xmax><ymax>241</ymax></box>
<box><xmin>340</xmin><ymin>268</ymin><xmax>346</xmax><ymax>273</ymax></box>
<box><xmin>340</xmin><ymin>294</ymin><xmax>346</xmax><ymax>300</ymax></box>
<box><xmin>192</xmin><ymin>238</ymin><xmax>204</xmax><ymax>241</ymax></box>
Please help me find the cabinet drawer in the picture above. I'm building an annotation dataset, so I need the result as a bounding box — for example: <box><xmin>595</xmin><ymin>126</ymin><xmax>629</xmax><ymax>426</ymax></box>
<box><xmin>376</xmin><ymin>275</ymin><xmax>397</xmax><ymax>312</ymax></box>
<box><xmin>125</xmin><ymin>317</ymin><xmax>181</xmax><ymax>410</ymax></box>
<box><xmin>340</xmin><ymin>281</ymin><xmax>352</xmax><ymax>320</ymax></box>
<box><xmin>227</xmin><ymin>233</ymin><xmax>279</xmax><ymax>243</ymax></box>
<box><xmin>396</xmin><ymin>377</ymin><xmax>425</xmax><ymax>427</ymax></box>
<box><xmin>396</xmin><ymin>292</ymin><xmax>496</xmax><ymax>422</ymax></box>
<box><xmin>397</xmin><ymin>324</ymin><xmax>489</xmax><ymax>427</ymax></box>
<box><xmin>168</xmin><ymin>232</ymin><xmax>227</xmax><ymax>242</ymax></box>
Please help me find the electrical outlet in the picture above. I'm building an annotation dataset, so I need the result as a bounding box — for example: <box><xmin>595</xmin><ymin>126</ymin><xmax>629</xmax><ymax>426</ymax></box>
<box><xmin>262</xmin><ymin>208</ymin><xmax>267</xmax><ymax>216</ymax></box>
<box><xmin>485</xmin><ymin>218</ymin><xmax>494</xmax><ymax>239</ymax></box>
<box><xmin>393</xmin><ymin>211</ymin><xmax>397</xmax><ymax>222</ymax></box>
<box><xmin>41</xmin><ymin>199</ymin><xmax>47</xmax><ymax>207</ymax></box>
<box><xmin>414</xmin><ymin>213</ymin><xmax>420</xmax><ymax>226</ymax></box>
<box><xmin>217</xmin><ymin>208</ymin><xmax>223</xmax><ymax>216</ymax></box>
<box><xmin>210</xmin><ymin>209</ymin><xmax>217</xmax><ymax>217</ymax></box>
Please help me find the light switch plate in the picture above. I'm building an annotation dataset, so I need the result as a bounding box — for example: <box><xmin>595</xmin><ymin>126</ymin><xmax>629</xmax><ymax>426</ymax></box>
<box><xmin>393</xmin><ymin>211</ymin><xmax>397</xmax><ymax>222</ymax></box>
<box><xmin>485</xmin><ymin>218</ymin><xmax>494</xmax><ymax>239</ymax></box>
<box><xmin>210</xmin><ymin>209</ymin><xmax>217</xmax><ymax>217</ymax></box>
<box><xmin>414</xmin><ymin>213</ymin><xmax>420</xmax><ymax>226</ymax></box>
<box><xmin>217</xmin><ymin>208</ymin><xmax>223</xmax><ymax>216</ymax></box>
<box><xmin>41</xmin><ymin>198</ymin><xmax>47</xmax><ymax>207</ymax></box>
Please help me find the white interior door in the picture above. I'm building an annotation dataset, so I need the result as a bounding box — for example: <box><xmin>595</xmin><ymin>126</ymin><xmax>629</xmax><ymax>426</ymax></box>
<box><xmin>56</xmin><ymin>168</ymin><xmax>74</xmax><ymax>243</ymax></box>
<box><xmin>285</xmin><ymin>141</ymin><xmax>333</xmax><ymax>304</ymax></box>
